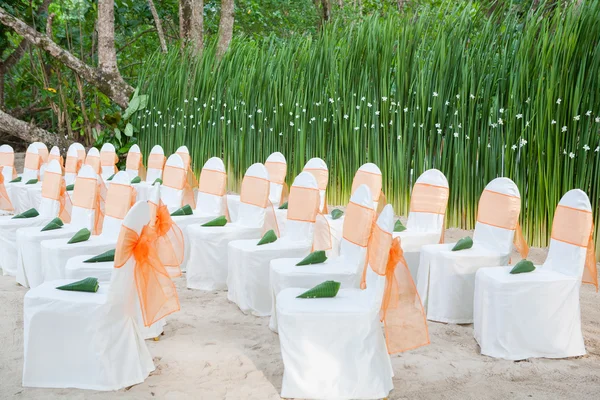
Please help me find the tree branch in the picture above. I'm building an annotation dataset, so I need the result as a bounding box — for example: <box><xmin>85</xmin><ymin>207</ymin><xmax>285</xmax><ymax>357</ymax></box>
<box><xmin>0</xmin><ymin>109</ymin><xmax>69</xmax><ymax>148</ymax></box>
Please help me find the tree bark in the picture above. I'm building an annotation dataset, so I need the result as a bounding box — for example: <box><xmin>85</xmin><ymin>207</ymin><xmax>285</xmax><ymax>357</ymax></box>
<box><xmin>0</xmin><ymin>6</ymin><xmax>133</xmax><ymax>108</ymax></box>
<box><xmin>179</xmin><ymin>0</ymin><xmax>192</xmax><ymax>44</ymax></box>
<box><xmin>190</xmin><ymin>0</ymin><xmax>204</xmax><ymax>55</ymax></box>
<box><xmin>216</xmin><ymin>0</ymin><xmax>233</xmax><ymax>59</ymax></box>
<box><xmin>0</xmin><ymin>109</ymin><xmax>69</xmax><ymax>148</ymax></box>
<box><xmin>148</xmin><ymin>0</ymin><xmax>168</xmax><ymax>53</ymax></box>
<box><xmin>97</xmin><ymin>0</ymin><xmax>119</xmax><ymax>75</ymax></box>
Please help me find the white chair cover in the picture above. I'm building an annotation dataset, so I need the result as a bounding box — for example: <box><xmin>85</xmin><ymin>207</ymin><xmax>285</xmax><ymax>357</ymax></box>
<box><xmin>64</xmin><ymin>144</ymin><xmax>82</xmax><ymax>186</ymax></box>
<box><xmin>0</xmin><ymin>160</ymin><xmax>63</xmax><ymax>277</ymax></box>
<box><xmin>160</xmin><ymin>154</ymin><xmax>185</xmax><ymax>212</ymax></box>
<box><xmin>276</xmin><ymin>205</ymin><xmax>395</xmax><ymax>399</ymax></box>
<box><xmin>15</xmin><ymin>165</ymin><xmax>99</xmax><ymax>288</ymax></box>
<box><xmin>22</xmin><ymin>202</ymin><xmax>155</xmax><ymax>390</ymax></box>
<box><xmin>227</xmin><ymin>172</ymin><xmax>319</xmax><ymax>316</ymax></box>
<box><xmin>268</xmin><ymin>184</ymin><xmax>373</xmax><ymax>332</ymax></box>
<box><xmin>417</xmin><ymin>177</ymin><xmax>522</xmax><ymax>323</ymax></box>
<box><xmin>186</xmin><ymin>163</ymin><xmax>269</xmax><ymax>290</ymax></box>
<box><xmin>125</xmin><ymin>144</ymin><xmax>143</xmax><ymax>179</ymax></box>
<box><xmin>394</xmin><ymin>169</ymin><xmax>449</xmax><ymax>281</ymax></box>
<box><xmin>40</xmin><ymin>171</ymin><xmax>135</xmax><ymax>282</ymax></box>
<box><xmin>99</xmin><ymin>143</ymin><xmax>118</xmax><ymax>180</ymax></box>
<box><xmin>10</xmin><ymin>143</ymin><xmax>42</xmax><ymax>213</ymax></box>
<box><xmin>474</xmin><ymin>189</ymin><xmax>593</xmax><ymax>360</ymax></box>
<box><xmin>0</xmin><ymin>144</ymin><xmax>16</xmax><ymax>182</ymax></box>
<box><xmin>146</xmin><ymin>145</ymin><xmax>166</xmax><ymax>183</ymax></box>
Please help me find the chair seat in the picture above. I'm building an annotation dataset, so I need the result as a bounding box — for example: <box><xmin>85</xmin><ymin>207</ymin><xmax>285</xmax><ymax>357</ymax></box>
<box><xmin>27</xmin><ymin>279</ymin><xmax>108</xmax><ymax>306</ymax></box>
<box><xmin>65</xmin><ymin>256</ymin><xmax>114</xmax><ymax>283</ymax></box>
<box><xmin>476</xmin><ymin>265</ymin><xmax>576</xmax><ymax>285</ymax></box>
<box><xmin>393</xmin><ymin>229</ymin><xmax>440</xmax><ymax>252</ymax></box>
<box><xmin>277</xmin><ymin>287</ymin><xmax>373</xmax><ymax>315</ymax></box>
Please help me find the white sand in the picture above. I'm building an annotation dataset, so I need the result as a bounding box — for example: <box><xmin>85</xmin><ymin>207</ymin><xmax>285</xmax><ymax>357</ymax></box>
<box><xmin>1</xmin><ymin>225</ymin><xmax>599</xmax><ymax>399</ymax></box>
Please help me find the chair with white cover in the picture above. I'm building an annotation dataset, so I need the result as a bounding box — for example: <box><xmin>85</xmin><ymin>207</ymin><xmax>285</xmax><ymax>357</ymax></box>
<box><xmin>9</xmin><ymin>143</ymin><xmax>42</xmax><ymax>213</ymax></box>
<box><xmin>160</xmin><ymin>154</ymin><xmax>186</xmax><ymax>212</ymax></box>
<box><xmin>22</xmin><ymin>202</ymin><xmax>162</xmax><ymax>390</ymax></box>
<box><xmin>0</xmin><ymin>145</ymin><xmax>16</xmax><ymax>216</ymax></box>
<box><xmin>146</xmin><ymin>145</ymin><xmax>166</xmax><ymax>183</ymax></box>
<box><xmin>186</xmin><ymin>163</ymin><xmax>271</xmax><ymax>290</ymax></box>
<box><xmin>269</xmin><ymin>184</ymin><xmax>374</xmax><ymax>332</ymax></box>
<box><xmin>125</xmin><ymin>144</ymin><xmax>144</xmax><ymax>180</ymax></box>
<box><xmin>276</xmin><ymin>205</ymin><xmax>430</xmax><ymax>399</ymax></box>
<box><xmin>175</xmin><ymin>145</ymin><xmax>199</xmax><ymax>210</ymax></box>
<box><xmin>474</xmin><ymin>189</ymin><xmax>597</xmax><ymax>360</ymax></box>
<box><xmin>394</xmin><ymin>169</ymin><xmax>449</xmax><ymax>281</ymax></box>
<box><xmin>100</xmin><ymin>143</ymin><xmax>118</xmax><ymax>180</ymax></box>
<box><xmin>64</xmin><ymin>144</ymin><xmax>83</xmax><ymax>186</ymax></box>
<box><xmin>15</xmin><ymin>165</ymin><xmax>101</xmax><ymax>288</ymax></box>
<box><xmin>40</xmin><ymin>171</ymin><xmax>136</xmax><ymax>282</ymax></box>
<box><xmin>173</xmin><ymin>157</ymin><xmax>228</xmax><ymax>267</ymax></box>
<box><xmin>228</xmin><ymin>172</ymin><xmax>327</xmax><ymax>316</ymax></box>
<box><xmin>227</xmin><ymin>152</ymin><xmax>287</xmax><ymax>222</ymax></box>
<box><xmin>0</xmin><ymin>160</ymin><xmax>65</xmax><ymax>277</ymax></box>
<box><xmin>29</xmin><ymin>146</ymin><xmax>63</xmax><ymax>207</ymax></box>
<box><xmin>85</xmin><ymin>147</ymin><xmax>102</xmax><ymax>176</ymax></box>
<box><xmin>417</xmin><ymin>177</ymin><xmax>528</xmax><ymax>324</ymax></box>
<box><xmin>33</xmin><ymin>142</ymin><xmax>49</xmax><ymax>164</ymax></box>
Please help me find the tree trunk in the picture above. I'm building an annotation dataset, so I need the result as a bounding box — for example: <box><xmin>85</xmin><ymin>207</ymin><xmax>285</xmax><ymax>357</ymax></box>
<box><xmin>0</xmin><ymin>109</ymin><xmax>69</xmax><ymax>148</ymax></box>
<box><xmin>97</xmin><ymin>0</ymin><xmax>119</xmax><ymax>75</ymax></box>
<box><xmin>321</xmin><ymin>0</ymin><xmax>330</xmax><ymax>22</ymax></box>
<box><xmin>216</xmin><ymin>0</ymin><xmax>233</xmax><ymax>59</ymax></box>
<box><xmin>190</xmin><ymin>0</ymin><xmax>204</xmax><ymax>55</ymax></box>
<box><xmin>179</xmin><ymin>0</ymin><xmax>192</xmax><ymax>44</ymax></box>
<box><xmin>0</xmin><ymin>6</ymin><xmax>133</xmax><ymax>108</ymax></box>
<box><xmin>148</xmin><ymin>0</ymin><xmax>168</xmax><ymax>53</ymax></box>
<box><xmin>397</xmin><ymin>0</ymin><xmax>408</xmax><ymax>11</ymax></box>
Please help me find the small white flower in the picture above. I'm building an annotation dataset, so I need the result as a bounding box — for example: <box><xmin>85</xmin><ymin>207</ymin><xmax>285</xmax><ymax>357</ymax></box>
<box><xmin>295</xmin><ymin>103</ymin><xmax>299</xmax><ymax>107</ymax></box>
<box><xmin>526</xmin><ymin>121</ymin><xmax>530</xmax><ymax>127</ymax></box>
<box><xmin>403</xmin><ymin>108</ymin><xmax>408</xmax><ymax>112</ymax></box>
<box><xmin>428</xmin><ymin>107</ymin><xmax>432</xmax><ymax>112</ymax></box>
<box><xmin>367</xmin><ymin>103</ymin><xmax>372</xmax><ymax>108</ymax></box>
<box><xmin>248</xmin><ymin>115</ymin><xmax>252</xmax><ymax>119</ymax></box>
<box><xmin>257</xmin><ymin>109</ymin><xmax>262</xmax><ymax>113</ymax></box>
<box><xmin>435</xmin><ymin>123</ymin><xmax>441</xmax><ymax>128</ymax></box>
<box><xmin>295</xmin><ymin>115</ymin><xmax>299</xmax><ymax>119</ymax></box>
<box><xmin>302</xmin><ymin>109</ymin><xmax>306</xmax><ymax>113</ymax></box>
<box><xmin>453</xmin><ymin>132</ymin><xmax>459</xmax><ymax>138</ymax></box>
<box><xmin>433</xmin><ymin>92</ymin><xmax>438</xmax><ymax>97</ymax></box>
<box><xmin>516</xmin><ymin>114</ymin><xmax>523</xmax><ymax>119</ymax></box>
<box><xmin>419</xmin><ymin>124</ymin><xmax>424</xmax><ymax>128</ymax></box>
<box><xmin>391</xmin><ymin>102</ymin><xmax>396</xmax><ymax>106</ymax></box>
<box><xmin>154</xmin><ymin>123</ymin><xmax>158</xmax><ymax>127</ymax></box>
<box><xmin>499</xmin><ymin>108</ymin><xmax>504</xmax><ymax>114</ymax></box>
<box><xmin>269</xmin><ymin>128</ymin><xmax>273</xmax><ymax>132</ymax></box>
<box><xmin>371</xmin><ymin>124</ymin><xmax>375</xmax><ymax>128</ymax></box>
<box><xmin>454</xmin><ymin>110</ymin><xmax>458</xmax><ymax>116</ymax></box>
<box><xmin>397</xmin><ymin>135</ymin><xmax>401</xmax><ymax>140</ymax></box>
<box><xmin>437</xmin><ymin>129</ymin><xmax>442</xmax><ymax>134</ymax></box>
<box><xmin>498</xmin><ymin>118</ymin><xmax>503</xmax><ymax>125</ymax></box>
<box><xmin>354</xmin><ymin>127</ymin><xmax>359</xmax><ymax>131</ymax></box>
<box><xmin>356</xmin><ymin>106</ymin><xmax>360</xmax><ymax>110</ymax></box>
<box><xmin>596</xmin><ymin>117</ymin><xmax>600</xmax><ymax>123</ymax></box>
<box><xmin>227</xmin><ymin>120</ymin><xmax>231</xmax><ymax>124</ymax></box>
<box><xmin>310</xmin><ymin>117</ymin><xmax>316</xmax><ymax>122</ymax></box>
<box><xmin>389</xmin><ymin>120</ymin><xmax>393</xmax><ymax>125</ymax></box>
<box><xmin>491</xmin><ymin>123</ymin><xmax>498</xmax><ymax>128</ymax></box>
<box><xmin>382</xmin><ymin>97</ymin><xmax>388</xmax><ymax>101</ymax></box>
<box><xmin>551</xmin><ymin>120</ymin><xmax>557</xmax><ymax>125</ymax></box>
<box><xmin>279</xmin><ymin>103</ymin><xmax>283</xmax><ymax>106</ymax></box>
<box><xmin>279</xmin><ymin>132</ymin><xmax>283</xmax><ymax>136</ymax></box>
<box><xmin>563</xmin><ymin>149</ymin><xmax>567</xmax><ymax>155</ymax></box>
<box><xmin>458</xmin><ymin>123</ymin><xmax>462</xmax><ymax>128</ymax></box>
<box><xmin>445</xmin><ymin>101</ymin><xmax>450</xmax><ymax>106</ymax></box>
<box><xmin>562</xmin><ymin>126</ymin><xmax>567</xmax><ymax>132</ymax></box>
<box><xmin>220</xmin><ymin>116</ymin><xmax>225</xmax><ymax>120</ymax></box>
<box><xmin>456</xmin><ymin>94</ymin><xmax>460</xmax><ymax>99</ymax></box>
<box><xmin>520</xmin><ymin>138</ymin><xmax>527</xmax><ymax>147</ymax></box>
<box><xmin>526</xmin><ymin>97</ymin><xmax>531</xmax><ymax>103</ymax></box>
<box><xmin>203</xmin><ymin>103</ymin><xmax>207</xmax><ymax>108</ymax></box>
<box><xmin>171</xmin><ymin>124</ymin><xmax>175</xmax><ymax>128</ymax></box>
<box><xmin>329</xmin><ymin>98</ymin><xmax>334</xmax><ymax>103</ymax></box>
<box><xmin>250</xmin><ymin>125</ymin><xmax>255</xmax><ymax>130</ymax></box>
<box><xmin>194</xmin><ymin>97</ymin><xmax>198</xmax><ymax>101</ymax></box>
<box><xmin>595</xmin><ymin>146</ymin><xmax>600</xmax><ymax>152</ymax></box>
<box><xmin>361</xmin><ymin>96</ymin><xmax>366</xmax><ymax>101</ymax></box>
<box><xmin>556</xmin><ymin>98</ymin><xmax>562</xmax><ymax>104</ymax></box>
<box><xmin>375</xmin><ymin>111</ymin><xmax>380</xmax><ymax>116</ymax></box>
<box><xmin>569</xmin><ymin>152</ymin><xmax>575</xmax><ymax>159</ymax></box>
<box><xmin>344</xmin><ymin>114</ymin><xmax>349</xmax><ymax>119</ymax></box>
<box><xmin>574</xmin><ymin>115</ymin><xmax>580</xmax><ymax>121</ymax></box>
<box><xmin>583</xmin><ymin>144</ymin><xmax>590</xmax><ymax>151</ymax></box>
<box><xmin>511</xmin><ymin>145</ymin><xmax>517</xmax><ymax>150</ymax></box>
<box><xmin>184</xmin><ymin>99</ymin><xmax>188</xmax><ymax>103</ymax></box>
<box><xmin>487</xmin><ymin>143</ymin><xmax>491</xmax><ymax>148</ymax></box>
<box><xmin>323</xmin><ymin>118</ymin><xmax>327</xmax><ymax>122</ymax></box>
<box><xmin>289</xmin><ymin>121</ymin><xmax>294</xmax><ymax>126</ymax></box>
<box><xmin>223</xmin><ymin>103</ymin><xmax>227</xmax><ymax>108</ymax></box>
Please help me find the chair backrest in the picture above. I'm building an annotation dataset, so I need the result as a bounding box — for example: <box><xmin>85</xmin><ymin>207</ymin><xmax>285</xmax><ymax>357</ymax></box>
<box><xmin>72</xmin><ymin>142</ymin><xmax>86</xmax><ymax>163</ymax></box>
<box><xmin>102</xmin><ymin>171</ymin><xmax>136</xmax><ymax>236</ymax></box>
<box><xmin>0</xmin><ymin>144</ymin><xmax>15</xmax><ymax>181</ymax></box>
<box><xmin>473</xmin><ymin>177</ymin><xmax>521</xmax><ymax>254</ymax></box>
<box><xmin>146</xmin><ymin>145</ymin><xmax>166</xmax><ymax>183</ymax></box>
<box><xmin>70</xmin><ymin>165</ymin><xmax>99</xmax><ymax>230</ymax></box>
<box><xmin>364</xmin><ymin>204</ymin><xmax>394</xmax><ymax>307</ymax></box>
<box><xmin>22</xmin><ymin>143</ymin><xmax>42</xmax><ymax>181</ymax></box>
<box><xmin>406</xmin><ymin>169</ymin><xmax>449</xmax><ymax>236</ymax></box>
<box><xmin>196</xmin><ymin>157</ymin><xmax>227</xmax><ymax>216</ymax></box>
<box><xmin>238</xmin><ymin>163</ymin><xmax>270</xmax><ymax>228</ymax></box>
<box><xmin>33</xmin><ymin>142</ymin><xmax>48</xmax><ymax>164</ymax></box>
<box><xmin>100</xmin><ymin>143</ymin><xmax>117</xmax><ymax>179</ymax></box>
<box><xmin>544</xmin><ymin>189</ymin><xmax>594</xmax><ymax>280</ymax></box>
<box><xmin>85</xmin><ymin>147</ymin><xmax>101</xmax><ymax>175</ymax></box>
<box><xmin>351</xmin><ymin>163</ymin><xmax>382</xmax><ymax>210</ymax></box>
<box><xmin>39</xmin><ymin>159</ymin><xmax>63</xmax><ymax>218</ymax></box>
<box><xmin>160</xmin><ymin>154</ymin><xmax>185</xmax><ymax>211</ymax></box>
<box><xmin>41</xmin><ymin>146</ymin><xmax>63</xmax><ymax>180</ymax></box>
<box><xmin>125</xmin><ymin>144</ymin><xmax>143</xmax><ymax>179</ymax></box>
<box><xmin>264</xmin><ymin>152</ymin><xmax>287</xmax><ymax>207</ymax></box>
<box><xmin>285</xmin><ymin>172</ymin><xmax>320</xmax><ymax>243</ymax></box>
<box><xmin>64</xmin><ymin>144</ymin><xmax>81</xmax><ymax>186</ymax></box>
<box><xmin>303</xmin><ymin>158</ymin><xmax>328</xmax><ymax>212</ymax></box>
<box><xmin>340</xmin><ymin>184</ymin><xmax>375</xmax><ymax>269</ymax></box>
<box><xmin>175</xmin><ymin>145</ymin><xmax>192</xmax><ymax>171</ymax></box>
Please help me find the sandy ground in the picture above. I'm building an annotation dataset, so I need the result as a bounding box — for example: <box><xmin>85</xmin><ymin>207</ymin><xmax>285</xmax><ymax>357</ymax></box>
<box><xmin>1</xmin><ymin>225</ymin><xmax>599</xmax><ymax>400</ymax></box>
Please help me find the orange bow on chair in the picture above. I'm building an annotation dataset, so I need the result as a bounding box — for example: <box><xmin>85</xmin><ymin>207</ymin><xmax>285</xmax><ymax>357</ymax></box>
<box><xmin>114</xmin><ymin>224</ymin><xmax>181</xmax><ymax>327</ymax></box>
<box><xmin>0</xmin><ymin>171</ymin><xmax>14</xmax><ymax>212</ymax></box>
<box><xmin>152</xmin><ymin>202</ymin><xmax>185</xmax><ymax>278</ymax></box>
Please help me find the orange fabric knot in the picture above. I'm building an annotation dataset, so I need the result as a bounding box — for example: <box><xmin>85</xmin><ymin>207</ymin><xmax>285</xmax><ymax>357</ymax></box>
<box><xmin>153</xmin><ymin>203</ymin><xmax>185</xmax><ymax>277</ymax></box>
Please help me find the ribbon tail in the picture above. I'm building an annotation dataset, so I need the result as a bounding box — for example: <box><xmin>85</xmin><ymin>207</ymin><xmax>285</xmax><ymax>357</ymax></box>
<box><xmin>377</xmin><ymin>190</ymin><xmax>387</xmax><ymax>215</ymax></box>
<box><xmin>582</xmin><ymin>223</ymin><xmax>598</xmax><ymax>292</ymax></box>
<box><xmin>312</xmin><ymin>212</ymin><xmax>332</xmax><ymax>252</ymax></box>
<box><xmin>263</xmin><ymin>200</ymin><xmax>280</xmax><ymax>237</ymax></box>
<box><xmin>513</xmin><ymin>221</ymin><xmax>529</xmax><ymax>259</ymax></box>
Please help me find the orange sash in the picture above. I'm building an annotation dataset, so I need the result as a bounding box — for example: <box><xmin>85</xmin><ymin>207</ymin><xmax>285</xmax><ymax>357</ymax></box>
<box><xmin>150</xmin><ymin>202</ymin><xmax>185</xmax><ymax>278</ymax></box>
<box><xmin>305</xmin><ymin>168</ymin><xmax>329</xmax><ymax>213</ymax></box>
<box><xmin>163</xmin><ymin>165</ymin><xmax>186</xmax><ymax>190</ymax></box>
<box><xmin>100</xmin><ymin>151</ymin><xmax>118</xmax><ymax>173</ymax></box>
<box><xmin>65</xmin><ymin>155</ymin><xmax>82</xmax><ymax>174</ymax></box>
<box><xmin>85</xmin><ymin>154</ymin><xmax>101</xmax><ymax>174</ymax></box>
<box><xmin>126</xmin><ymin>152</ymin><xmax>147</xmax><ymax>181</ymax></box>
<box><xmin>551</xmin><ymin>205</ymin><xmax>597</xmax><ymax>291</ymax></box>
<box><xmin>41</xmin><ymin>171</ymin><xmax>71</xmax><ymax>223</ymax></box>
<box><xmin>240</xmin><ymin>176</ymin><xmax>270</xmax><ymax>208</ymax></box>
<box><xmin>48</xmin><ymin>153</ymin><xmax>64</xmax><ymax>172</ymax></box>
<box><xmin>148</xmin><ymin>153</ymin><xmax>166</xmax><ymax>170</ymax></box>
<box><xmin>410</xmin><ymin>183</ymin><xmax>449</xmax><ymax>243</ymax></box>
<box><xmin>114</xmin><ymin>224</ymin><xmax>180</xmax><ymax>326</ymax></box>
<box><xmin>0</xmin><ymin>172</ymin><xmax>14</xmax><ymax>212</ymax></box>
<box><xmin>105</xmin><ymin>183</ymin><xmax>137</xmax><ymax>219</ymax></box>
<box><xmin>71</xmin><ymin>176</ymin><xmax>104</xmax><ymax>234</ymax></box>
<box><xmin>0</xmin><ymin>153</ymin><xmax>17</xmax><ymax>179</ymax></box>
<box><xmin>265</xmin><ymin>161</ymin><xmax>288</xmax><ymax>204</ymax></box>
<box><xmin>343</xmin><ymin>201</ymin><xmax>376</xmax><ymax>248</ymax></box>
<box><xmin>37</xmin><ymin>146</ymin><xmax>48</xmax><ymax>163</ymax></box>
<box><xmin>24</xmin><ymin>151</ymin><xmax>42</xmax><ymax>174</ymax></box>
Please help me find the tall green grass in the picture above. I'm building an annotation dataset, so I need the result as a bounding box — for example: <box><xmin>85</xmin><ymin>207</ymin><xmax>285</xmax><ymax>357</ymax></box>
<box><xmin>137</xmin><ymin>1</ymin><xmax>600</xmax><ymax>255</ymax></box>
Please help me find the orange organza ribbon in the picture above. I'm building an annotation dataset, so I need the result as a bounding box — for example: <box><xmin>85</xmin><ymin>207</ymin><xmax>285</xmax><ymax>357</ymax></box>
<box><xmin>379</xmin><ymin>237</ymin><xmax>430</xmax><ymax>354</ymax></box>
<box><xmin>287</xmin><ymin>186</ymin><xmax>320</xmax><ymax>223</ymax></box>
<box><xmin>352</xmin><ymin>170</ymin><xmax>382</xmax><ymax>204</ymax></box>
<box><xmin>343</xmin><ymin>201</ymin><xmax>376</xmax><ymax>248</ymax></box>
<box><xmin>85</xmin><ymin>155</ymin><xmax>101</xmax><ymax>174</ymax></box>
<box><xmin>65</xmin><ymin>155</ymin><xmax>83</xmax><ymax>174</ymax></box>
<box><xmin>105</xmin><ymin>183</ymin><xmax>137</xmax><ymax>219</ymax></box>
<box><xmin>305</xmin><ymin>168</ymin><xmax>329</xmax><ymax>213</ymax></box>
<box><xmin>126</xmin><ymin>152</ymin><xmax>147</xmax><ymax>181</ymax></box>
<box><xmin>265</xmin><ymin>161</ymin><xmax>287</xmax><ymax>185</ymax></box>
<box><xmin>241</xmin><ymin>176</ymin><xmax>270</xmax><ymax>208</ymax></box>
<box><xmin>76</xmin><ymin>149</ymin><xmax>86</xmax><ymax>161</ymax></box>
<box><xmin>163</xmin><ymin>165</ymin><xmax>186</xmax><ymax>190</ymax></box>
<box><xmin>0</xmin><ymin>153</ymin><xmax>17</xmax><ymax>179</ymax></box>
<box><xmin>94</xmin><ymin>179</ymin><xmax>107</xmax><ymax>235</ymax></box>
<box><xmin>151</xmin><ymin>202</ymin><xmax>185</xmax><ymax>278</ymax></box>
<box><xmin>114</xmin><ymin>225</ymin><xmax>180</xmax><ymax>326</ymax></box>
<box><xmin>148</xmin><ymin>153</ymin><xmax>166</xmax><ymax>170</ymax></box>
<box><xmin>0</xmin><ymin>171</ymin><xmax>14</xmax><ymax>212</ymax></box>
<box><xmin>100</xmin><ymin>151</ymin><xmax>118</xmax><ymax>173</ymax></box>
<box><xmin>410</xmin><ymin>183</ymin><xmax>449</xmax><ymax>243</ymax></box>
<box><xmin>199</xmin><ymin>169</ymin><xmax>226</xmax><ymax>196</ymax></box>
<box><xmin>37</xmin><ymin>146</ymin><xmax>48</xmax><ymax>163</ymax></box>
<box><xmin>71</xmin><ymin>176</ymin><xmax>103</xmax><ymax>233</ymax></box>
<box><xmin>182</xmin><ymin>169</ymin><xmax>198</xmax><ymax>210</ymax></box>
<box><xmin>312</xmin><ymin>213</ymin><xmax>332</xmax><ymax>252</ymax></box>
<box><xmin>48</xmin><ymin>153</ymin><xmax>64</xmax><ymax>173</ymax></box>
<box><xmin>41</xmin><ymin>171</ymin><xmax>71</xmax><ymax>223</ymax></box>
<box><xmin>24</xmin><ymin>152</ymin><xmax>42</xmax><ymax>173</ymax></box>
<box><xmin>551</xmin><ymin>205</ymin><xmax>597</xmax><ymax>291</ymax></box>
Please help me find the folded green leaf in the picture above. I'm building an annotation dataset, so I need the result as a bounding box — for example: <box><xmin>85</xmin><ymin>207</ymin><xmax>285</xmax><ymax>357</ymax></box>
<box><xmin>202</xmin><ymin>215</ymin><xmax>227</xmax><ymax>227</ymax></box>
<box><xmin>170</xmin><ymin>204</ymin><xmax>193</xmax><ymax>216</ymax></box>
<box><xmin>12</xmin><ymin>208</ymin><xmax>39</xmax><ymax>219</ymax></box>
<box><xmin>68</xmin><ymin>228</ymin><xmax>91</xmax><ymax>244</ymax></box>
<box><xmin>510</xmin><ymin>259</ymin><xmax>536</xmax><ymax>274</ymax></box>
<box><xmin>66</xmin><ymin>184</ymin><xmax>74</xmax><ymax>191</ymax></box>
<box><xmin>41</xmin><ymin>217</ymin><xmax>64</xmax><ymax>231</ymax></box>
<box><xmin>153</xmin><ymin>178</ymin><xmax>163</xmax><ymax>186</ymax></box>
<box><xmin>257</xmin><ymin>229</ymin><xmax>277</xmax><ymax>245</ymax></box>
<box><xmin>26</xmin><ymin>179</ymin><xmax>38</xmax><ymax>185</ymax></box>
<box><xmin>297</xmin><ymin>280</ymin><xmax>341</xmax><ymax>298</ymax></box>
<box><xmin>130</xmin><ymin>176</ymin><xmax>141</xmax><ymax>184</ymax></box>
<box><xmin>331</xmin><ymin>209</ymin><xmax>344</xmax><ymax>220</ymax></box>
<box><xmin>394</xmin><ymin>219</ymin><xmax>406</xmax><ymax>232</ymax></box>
<box><xmin>9</xmin><ymin>177</ymin><xmax>21</xmax><ymax>183</ymax></box>
<box><xmin>452</xmin><ymin>236</ymin><xmax>473</xmax><ymax>251</ymax></box>
<box><xmin>56</xmin><ymin>277</ymin><xmax>99</xmax><ymax>293</ymax></box>
<box><xmin>278</xmin><ymin>201</ymin><xmax>288</xmax><ymax>210</ymax></box>
<box><xmin>84</xmin><ymin>249</ymin><xmax>115</xmax><ymax>263</ymax></box>
<box><xmin>296</xmin><ymin>250</ymin><xmax>327</xmax><ymax>266</ymax></box>
<box><xmin>107</xmin><ymin>174</ymin><xmax>115</xmax><ymax>181</ymax></box>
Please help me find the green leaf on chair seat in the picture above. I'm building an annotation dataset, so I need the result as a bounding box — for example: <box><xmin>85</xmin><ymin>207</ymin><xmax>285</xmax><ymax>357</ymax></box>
<box><xmin>394</xmin><ymin>220</ymin><xmax>406</xmax><ymax>232</ymax></box>
<box><xmin>452</xmin><ymin>236</ymin><xmax>473</xmax><ymax>251</ymax></box>
<box><xmin>56</xmin><ymin>277</ymin><xmax>99</xmax><ymax>293</ymax></box>
<box><xmin>170</xmin><ymin>204</ymin><xmax>193</xmax><ymax>216</ymax></box>
<box><xmin>296</xmin><ymin>251</ymin><xmax>327</xmax><ymax>266</ymax></box>
<box><xmin>510</xmin><ymin>259</ymin><xmax>536</xmax><ymax>274</ymax></box>
<box><xmin>331</xmin><ymin>209</ymin><xmax>344</xmax><ymax>220</ymax></box>
<box><xmin>297</xmin><ymin>280</ymin><xmax>341</xmax><ymax>298</ymax></box>
<box><xmin>278</xmin><ymin>201</ymin><xmax>288</xmax><ymax>210</ymax></box>
<box><xmin>41</xmin><ymin>217</ymin><xmax>64</xmax><ymax>231</ymax></box>
<box><xmin>257</xmin><ymin>229</ymin><xmax>277</xmax><ymax>245</ymax></box>
<box><xmin>66</xmin><ymin>184</ymin><xmax>75</xmax><ymax>191</ymax></box>
<box><xmin>202</xmin><ymin>216</ymin><xmax>227</xmax><ymax>227</ymax></box>
<box><xmin>130</xmin><ymin>176</ymin><xmax>141</xmax><ymax>184</ymax></box>
<box><xmin>12</xmin><ymin>208</ymin><xmax>39</xmax><ymax>219</ymax></box>
<box><xmin>68</xmin><ymin>228</ymin><xmax>91</xmax><ymax>244</ymax></box>
<box><xmin>84</xmin><ymin>249</ymin><xmax>115</xmax><ymax>263</ymax></box>
<box><xmin>25</xmin><ymin>179</ymin><xmax>38</xmax><ymax>185</ymax></box>
<box><xmin>9</xmin><ymin>177</ymin><xmax>21</xmax><ymax>183</ymax></box>
<box><xmin>107</xmin><ymin>174</ymin><xmax>115</xmax><ymax>181</ymax></box>
<box><xmin>153</xmin><ymin>178</ymin><xmax>163</xmax><ymax>186</ymax></box>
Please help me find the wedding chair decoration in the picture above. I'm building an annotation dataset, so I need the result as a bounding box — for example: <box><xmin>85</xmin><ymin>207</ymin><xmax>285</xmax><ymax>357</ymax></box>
<box><xmin>276</xmin><ymin>204</ymin><xmax>429</xmax><ymax>399</ymax></box>
<box><xmin>9</xmin><ymin>143</ymin><xmax>43</xmax><ymax>213</ymax></box>
<box><xmin>40</xmin><ymin>171</ymin><xmax>137</xmax><ymax>282</ymax></box>
<box><xmin>186</xmin><ymin>163</ymin><xmax>273</xmax><ymax>290</ymax></box>
<box><xmin>64</xmin><ymin>144</ymin><xmax>83</xmax><ymax>186</ymax></box>
<box><xmin>33</xmin><ymin>141</ymin><xmax>49</xmax><ymax>164</ymax></box>
<box><xmin>15</xmin><ymin>165</ymin><xmax>102</xmax><ymax>288</ymax></box>
<box><xmin>125</xmin><ymin>144</ymin><xmax>145</xmax><ymax>180</ymax></box>
<box><xmin>394</xmin><ymin>169</ymin><xmax>449</xmax><ymax>281</ymax></box>
<box><xmin>160</xmin><ymin>154</ymin><xmax>188</xmax><ymax>212</ymax></box>
<box><xmin>227</xmin><ymin>152</ymin><xmax>287</xmax><ymax>222</ymax></box>
<box><xmin>416</xmin><ymin>177</ymin><xmax>528</xmax><ymax>323</ymax></box>
<box><xmin>0</xmin><ymin>160</ymin><xmax>66</xmax><ymax>277</ymax></box>
<box><xmin>175</xmin><ymin>145</ymin><xmax>199</xmax><ymax>209</ymax></box>
<box><xmin>474</xmin><ymin>189</ymin><xmax>597</xmax><ymax>360</ymax></box>
<box><xmin>145</xmin><ymin>144</ymin><xmax>166</xmax><ymax>183</ymax></box>
<box><xmin>0</xmin><ymin>144</ymin><xmax>17</xmax><ymax>182</ymax></box>
<box><xmin>100</xmin><ymin>143</ymin><xmax>118</xmax><ymax>180</ymax></box>
<box><xmin>0</xmin><ymin>165</ymin><xmax>14</xmax><ymax>216</ymax></box>
<box><xmin>228</xmin><ymin>172</ymin><xmax>332</xmax><ymax>316</ymax></box>
<box><xmin>85</xmin><ymin>146</ymin><xmax>102</xmax><ymax>175</ymax></box>
<box><xmin>269</xmin><ymin>184</ymin><xmax>374</xmax><ymax>332</ymax></box>
<box><xmin>22</xmin><ymin>201</ymin><xmax>175</xmax><ymax>390</ymax></box>
<box><xmin>27</xmin><ymin>146</ymin><xmax>65</xmax><ymax>211</ymax></box>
